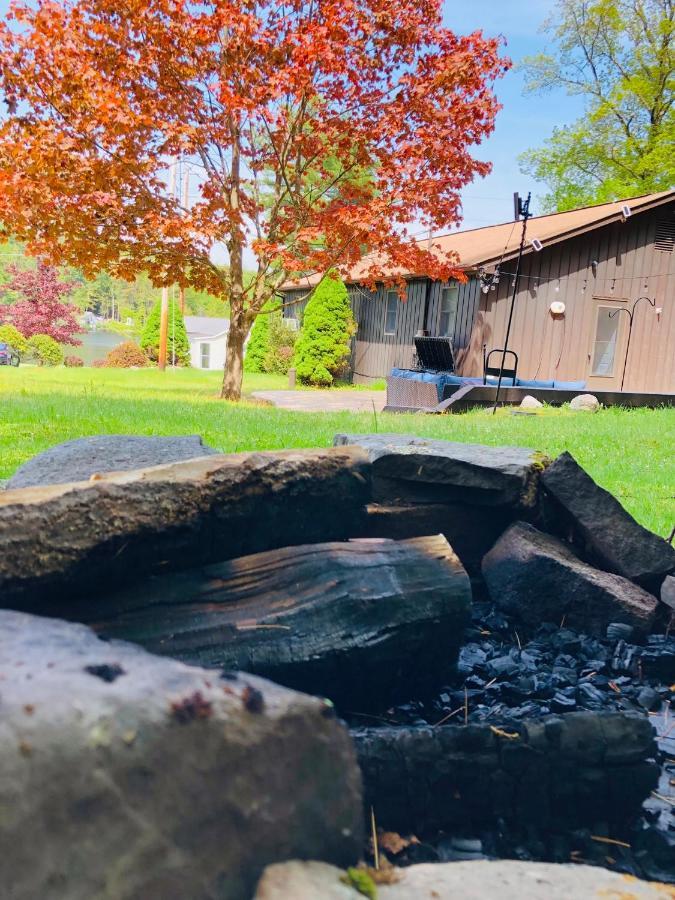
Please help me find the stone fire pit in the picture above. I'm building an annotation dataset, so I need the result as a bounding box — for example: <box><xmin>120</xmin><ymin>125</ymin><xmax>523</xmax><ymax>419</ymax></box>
<box><xmin>1</xmin><ymin>433</ymin><xmax>673</xmax><ymax>897</ymax></box>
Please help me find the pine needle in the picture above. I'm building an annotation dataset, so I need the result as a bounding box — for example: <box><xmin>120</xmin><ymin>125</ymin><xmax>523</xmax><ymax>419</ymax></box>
<box><xmin>590</xmin><ymin>835</ymin><xmax>631</xmax><ymax>849</ymax></box>
<box><xmin>370</xmin><ymin>806</ymin><xmax>379</xmax><ymax>870</ymax></box>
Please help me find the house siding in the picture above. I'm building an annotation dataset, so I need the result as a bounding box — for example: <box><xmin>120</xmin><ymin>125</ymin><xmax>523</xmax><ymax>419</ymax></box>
<box><xmin>463</xmin><ymin>202</ymin><xmax>675</xmax><ymax>393</ymax></box>
<box><xmin>280</xmin><ymin>198</ymin><xmax>674</xmax><ymax>392</ymax></box>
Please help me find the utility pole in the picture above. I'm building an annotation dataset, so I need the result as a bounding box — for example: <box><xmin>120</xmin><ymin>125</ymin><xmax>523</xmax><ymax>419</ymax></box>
<box><xmin>158</xmin><ymin>158</ymin><xmax>177</xmax><ymax>371</ymax></box>
<box><xmin>179</xmin><ymin>166</ymin><xmax>189</xmax><ymax>314</ymax></box>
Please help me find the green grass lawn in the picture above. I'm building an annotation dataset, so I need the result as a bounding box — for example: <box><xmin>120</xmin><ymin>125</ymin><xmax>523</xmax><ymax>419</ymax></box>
<box><xmin>1</xmin><ymin>366</ymin><xmax>673</xmax><ymax>537</ymax></box>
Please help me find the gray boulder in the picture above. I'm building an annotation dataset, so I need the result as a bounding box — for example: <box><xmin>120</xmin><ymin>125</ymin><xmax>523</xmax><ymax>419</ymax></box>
<box><xmin>0</xmin><ymin>610</ymin><xmax>362</xmax><ymax>900</ymax></box>
<box><xmin>520</xmin><ymin>395</ymin><xmax>543</xmax><ymax>410</ymax></box>
<box><xmin>254</xmin><ymin>860</ymin><xmax>670</xmax><ymax>900</ymax></box>
<box><xmin>661</xmin><ymin>574</ymin><xmax>675</xmax><ymax>612</ymax></box>
<box><xmin>6</xmin><ymin>434</ymin><xmax>219</xmax><ymax>489</ymax></box>
<box><xmin>482</xmin><ymin>522</ymin><xmax>658</xmax><ymax>635</ymax></box>
<box><xmin>570</xmin><ymin>393</ymin><xmax>600</xmax><ymax>412</ymax></box>
<box><xmin>333</xmin><ymin>433</ymin><xmax>545</xmax><ymax>508</ymax></box>
<box><xmin>541</xmin><ymin>451</ymin><xmax>675</xmax><ymax>591</ymax></box>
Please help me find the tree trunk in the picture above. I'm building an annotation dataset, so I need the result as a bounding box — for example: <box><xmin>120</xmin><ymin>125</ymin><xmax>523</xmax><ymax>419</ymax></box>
<box><xmin>59</xmin><ymin>535</ymin><xmax>471</xmax><ymax>713</ymax></box>
<box><xmin>0</xmin><ymin>447</ymin><xmax>371</xmax><ymax>611</ymax></box>
<box><xmin>352</xmin><ymin>712</ymin><xmax>658</xmax><ymax>832</ymax></box>
<box><xmin>221</xmin><ymin>303</ymin><xmax>248</xmax><ymax>401</ymax></box>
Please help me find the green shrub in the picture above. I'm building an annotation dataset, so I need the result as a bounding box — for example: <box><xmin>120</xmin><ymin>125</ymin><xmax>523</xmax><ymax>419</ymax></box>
<box><xmin>64</xmin><ymin>354</ymin><xmax>84</xmax><ymax>367</ymax></box>
<box><xmin>27</xmin><ymin>334</ymin><xmax>64</xmax><ymax>366</ymax></box>
<box><xmin>244</xmin><ymin>298</ymin><xmax>281</xmax><ymax>373</ymax></box>
<box><xmin>294</xmin><ymin>275</ymin><xmax>355</xmax><ymax>385</ymax></box>
<box><xmin>140</xmin><ymin>297</ymin><xmax>190</xmax><ymax>366</ymax></box>
<box><xmin>104</xmin><ymin>341</ymin><xmax>149</xmax><ymax>368</ymax></box>
<box><xmin>263</xmin><ymin>316</ymin><xmax>298</xmax><ymax>374</ymax></box>
<box><xmin>0</xmin><ymin>323</ymin><xmax>28</xmax><ymax>355</ymax></box>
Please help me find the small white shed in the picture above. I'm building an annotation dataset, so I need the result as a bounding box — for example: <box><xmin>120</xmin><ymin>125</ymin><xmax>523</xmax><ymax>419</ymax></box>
<box><xmin>185</xmin><ymin>316</ymin><xmax>230</xmax><ymax>370</ymax></box>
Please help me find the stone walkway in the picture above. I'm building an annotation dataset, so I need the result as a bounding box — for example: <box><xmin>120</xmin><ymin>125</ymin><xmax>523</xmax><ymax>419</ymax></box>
<box><xmin>251</xmin><ymin>389</ymin><xmax>386</xmax><ymax>413</ymax></box>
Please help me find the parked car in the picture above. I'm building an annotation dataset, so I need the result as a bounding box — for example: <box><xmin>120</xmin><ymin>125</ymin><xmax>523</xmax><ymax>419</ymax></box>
<box><xmin>0</xmin><ymin>342</ymin><xmax>20</xmax><ymax>366</ymax></box>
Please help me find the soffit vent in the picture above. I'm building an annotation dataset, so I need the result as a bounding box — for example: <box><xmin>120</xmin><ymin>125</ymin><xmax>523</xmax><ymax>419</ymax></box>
<box><xmin>654</xmin><ymin>217</ymin><xmax>675</xmax><ymax>252</ymax></box>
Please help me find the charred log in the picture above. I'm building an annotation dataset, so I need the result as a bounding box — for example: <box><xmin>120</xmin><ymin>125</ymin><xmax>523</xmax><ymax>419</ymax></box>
<box><xmin>353</xmin><ymin>711</ymin><xmax>658</xmax><ymax>832</ymax></box>
<box><xmin>53</xmin><ymin>535</ymin><xmax>471</xmax><ymax>713</ymax></box>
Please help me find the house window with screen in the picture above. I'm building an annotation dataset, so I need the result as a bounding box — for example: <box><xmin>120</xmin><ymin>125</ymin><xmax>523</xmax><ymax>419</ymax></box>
<box><xmin>384</xmin><ymin>290</ymin><xmax>398</xmax><ymax>335</ymax></box>
<box><xmin>200</xmin><ymin>342</ymin><xmax>210</xmax><ymax>369</ymax></box>
<box><xmin>439</xmin><ymin>283</ymin><xmax>459</xmax><ymax>337</ymax></box>
<box><xmin>591</xmin><ymin>307</ymin><xmax>620</xmax><ymax>376</ymax></box>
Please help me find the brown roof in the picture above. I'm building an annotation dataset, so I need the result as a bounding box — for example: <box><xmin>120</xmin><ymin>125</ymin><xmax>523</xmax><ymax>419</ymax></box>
<box><xmin>282</xmin><ymin>189</ymin><xmax>675</xmax><ymax>290</ymax></box>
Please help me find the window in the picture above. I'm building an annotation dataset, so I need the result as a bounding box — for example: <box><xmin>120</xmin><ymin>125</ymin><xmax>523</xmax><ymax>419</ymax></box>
<box><xmin>439</xmin><ymin>284</ymin><xmax>459</xmax><ymax>337</ymax></box>
<box><xmin>591</xmin><ymin>306</ymin><xmax>620</xmax><ymax>376</ymax></box>
<box><xmin>384</xmin><ymin>290</ymin><xmax>398</xmax><ymax>335</ymax></box>
<box><xmin>655</xmin><ymin>217</ymin><xmax>675</xmax><ymax>252</ymax></box>
<box><xmin>200</xmin><ymin>342</ymin><xmax>210</xmax><ymax>369</ymax></box>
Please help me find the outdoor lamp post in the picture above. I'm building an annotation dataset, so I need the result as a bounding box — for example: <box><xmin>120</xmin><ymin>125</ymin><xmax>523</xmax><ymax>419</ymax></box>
<box><xmin>609</xmin><ymin>295</ymin><xmax>656</xmax><ymax>392</ymax></box>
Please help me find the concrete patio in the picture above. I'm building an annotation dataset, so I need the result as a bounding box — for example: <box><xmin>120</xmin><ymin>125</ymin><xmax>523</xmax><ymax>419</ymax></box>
<box><xmin>251</xmin><ymin>389</ymin><xmax>386</xmax><ymax>413</ymax></box>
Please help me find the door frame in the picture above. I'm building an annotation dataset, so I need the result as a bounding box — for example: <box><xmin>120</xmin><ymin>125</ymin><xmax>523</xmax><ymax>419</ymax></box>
<box><xmin>586</xmin><ymin>297</ymin><xmax>629</xmax><ymax>391</ymax></box>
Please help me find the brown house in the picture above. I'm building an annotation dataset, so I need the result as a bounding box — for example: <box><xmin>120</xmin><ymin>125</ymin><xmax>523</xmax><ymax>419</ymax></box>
<box><xmin>281</xmin><ymin>190</ymin><xmax>675</xmax><ymax>394</ymax></box>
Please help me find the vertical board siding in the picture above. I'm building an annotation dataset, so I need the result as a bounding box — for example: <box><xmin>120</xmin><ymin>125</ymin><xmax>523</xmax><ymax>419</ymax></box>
<box><xmin>279</xmin><ymin>200</ymin><xmax>674</xmax><ymax>390</ymax></box>
<box><xmin>463</xmin><ymin>202</ymin><xmax>675</xmax><ymax>393</ymax></box>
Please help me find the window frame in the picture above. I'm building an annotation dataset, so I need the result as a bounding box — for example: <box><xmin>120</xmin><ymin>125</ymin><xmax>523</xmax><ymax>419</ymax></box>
<box><xmin>200</xmin><ymin>341</ymin><xmax>210</xmax><ymax>369</ymax></box>
<box><xmin>438</xmin><ymin>283</ymin><xmax>459</xmax><ymax>338</ymax></box>
<box><xmin>590</xmin><ymin>304</ymin><xmax>622</xmax><ymax>378</ymax></box>
<box><xmin>384</xmin><ymin>289</ymin><xmax>398</xmax><ymax>336</ymax></box>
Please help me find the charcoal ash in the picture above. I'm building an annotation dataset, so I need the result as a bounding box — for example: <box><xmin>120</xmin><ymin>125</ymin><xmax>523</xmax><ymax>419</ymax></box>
<box><xmin>353</xmin><ymin>600</ymin><xmax>675</xmax><ymax>883</ymax></box>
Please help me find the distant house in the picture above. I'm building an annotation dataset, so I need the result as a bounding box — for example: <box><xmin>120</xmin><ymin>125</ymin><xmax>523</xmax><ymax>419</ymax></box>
<box><xmin>185</xmin><ymin>316</ymin><xmax>230</xmax><ymax>370</ymax></box>
<box><xmin>280</xmin><ymin>190</ymin><xmax>675</xmax><ymax>393</ymax></box>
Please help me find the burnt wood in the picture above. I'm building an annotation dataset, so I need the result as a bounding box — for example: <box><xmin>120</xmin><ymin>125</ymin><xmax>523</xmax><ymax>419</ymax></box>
<box><xmin>54</xmin><ymin>535</ymin><xmax>471</xmax><ymax>713</ymax></box>
<box><xmin>353</xmin><ymin>711</ymin><xmax>658</xmax><ymax>832</ymax></box>
<box><xmin>0</xmin><ymin>448</ymin><xmax>371</xmax><ymax>611</ymax></box>
<box><xmin>358</xmin><ymin>503</ymin><xmax>515</xmax><ymax>578</ymax></box>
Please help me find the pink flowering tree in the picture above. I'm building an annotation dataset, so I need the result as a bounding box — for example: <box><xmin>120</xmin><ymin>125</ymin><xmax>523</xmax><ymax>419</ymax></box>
<box><xmin>2</xmin><ymin>264</ymin><xmax>81</xmax><ymax>344</ymax></box>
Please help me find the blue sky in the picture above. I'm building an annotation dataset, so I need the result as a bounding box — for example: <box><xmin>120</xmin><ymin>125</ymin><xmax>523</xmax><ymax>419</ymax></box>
<box><xmin>446</xmin><ymin>0</ymin><xmax>584</xmax><ymax>230</ymax></box>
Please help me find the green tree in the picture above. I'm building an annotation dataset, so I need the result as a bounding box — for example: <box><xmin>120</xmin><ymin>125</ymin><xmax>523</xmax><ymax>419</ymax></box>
<box><xmin>0</xmin><ymin>323</ymin><xmax>28</xmax><ymax>354</ymax></box>
<box><xmin>27</xmin><ymin>334</ymin><xmax>64</xmax><ymax>366</ymax></box>
<box><xmin>140</xmin><ymin>297</ymin><xmax>191</xmax><ymax>366</ymax></box>
<box><xmin>244</xmin><ymin>298</ymin><xmax>280</xmax><ymax>373</ymax></box>
<box><xmin>520</xmin><ymin>0</ymin><xmax>675</xmax><ymax>210</ymax></box>
<box><xmin>294</xmin><ymin>276</ymin><xmax>355</xmax><ymax>386</ymax></box>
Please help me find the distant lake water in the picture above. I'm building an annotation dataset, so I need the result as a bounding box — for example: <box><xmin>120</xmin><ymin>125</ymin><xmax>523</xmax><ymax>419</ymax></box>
<box><xmin>74</xmin><ymin>331</ymin><xmax>125</xmax><ymax>365</ymax></box>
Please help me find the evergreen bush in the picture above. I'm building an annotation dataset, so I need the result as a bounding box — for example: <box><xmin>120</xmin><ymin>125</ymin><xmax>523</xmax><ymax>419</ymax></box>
<box><xmin>263</xmin><ymin>316</ymin><xmax>298</xmax><ymax>374</ymax></box>
<box><xmin>0</xmin><ymin>323</ymin><xmax>28</xmax><ymax>355</ymax></box>
<box><xmin>27</xmin><ymin>334</ymin><xmax>64</xmax><ymax>366</ymax></box>
<box><xmin>244</xmin><ymin>298</ymin><xmax>280</xmax><ymax>373</ymax></box>
<box><xmin>140</xmin><ymin>297</ymin><xmax>190</xmax><ymax>365</ymax></box>
<box><xmin>294</xmin><ymin>275</ymin><xmax>355</xmax><ymax>385</ymax></box>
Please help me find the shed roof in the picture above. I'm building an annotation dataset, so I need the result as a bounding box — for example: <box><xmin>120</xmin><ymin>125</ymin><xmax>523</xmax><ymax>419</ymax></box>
<box><xmin>282</xmin><ymin>189</ymin><xmax>675</xmax><ymax>290</ymax></box>
<box><xmin>184</xmin><ymin>316</ymin><xmax>230</xmax><ymax>338</ymax></box>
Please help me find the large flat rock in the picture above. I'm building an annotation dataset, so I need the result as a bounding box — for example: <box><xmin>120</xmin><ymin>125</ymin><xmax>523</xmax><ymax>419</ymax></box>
<box><xmin>254</xmin><ymin>860</ymin><xmax>673</xmax><ymax>899</ymax></box>
<box><xmin>0</xmin><ymin>446</ymin><xmax>370</xmax><ymax>611</ymax></box>
<box><xmin>541</xmin><ymin>451</ymin><xmax>675</xmax><ymax>591</ymax></box>
<box><xmin>5</xmin><ymin>434</ymin><xmax>219</xmax><ymax>489</ymax></box>
<box><xmin>482</xmin><ymin>522</ymin><xmax>658</xmax><ymax>636</ymax></box>
<box><xmin>333</xmin><ymin>433</ymin><xmax>544</xmax><ymax>508</ymax></box>
<box><xmin>0</xmin><ymin>610</ymin><xmax>363</xmax><ymax>900</ymax></box>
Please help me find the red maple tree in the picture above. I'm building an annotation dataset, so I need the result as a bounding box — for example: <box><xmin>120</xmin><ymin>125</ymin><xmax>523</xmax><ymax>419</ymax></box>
<box><xmin>0</xmin><ymin>0</ymin><xmax>508</xmax><ymax>399</ymax></box>
<box><xmin>1</xmin><ymin>264</ymin><xmax>81</xmax><ymax>344</ymax></box>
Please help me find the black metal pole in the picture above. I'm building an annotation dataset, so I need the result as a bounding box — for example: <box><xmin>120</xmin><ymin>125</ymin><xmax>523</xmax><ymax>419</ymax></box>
<box><xmin>609</xmin><ymin>296</ymin><xmax>654</xmax><ymax>391</ymax></box>
<box><xmin>492</xmin><ymin>193</ymin><xmax>531</xmax><ymax>414</ymax></box>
